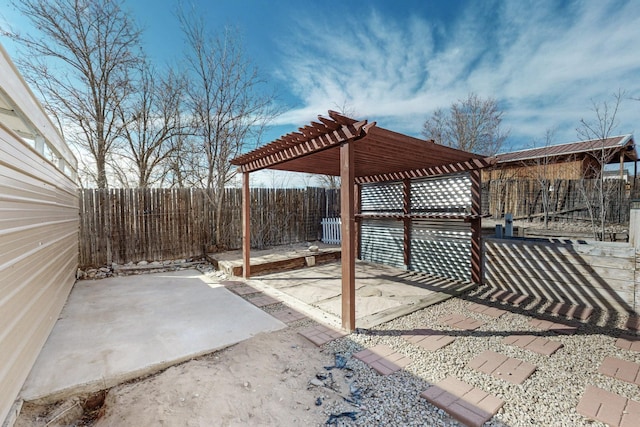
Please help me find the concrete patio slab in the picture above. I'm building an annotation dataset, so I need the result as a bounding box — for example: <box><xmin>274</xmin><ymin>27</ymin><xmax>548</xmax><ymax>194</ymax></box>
<box><xmin>20</xmin><ymin>270</ymin><xmax>286</xmax><ymax>404</ymax></box>
<box><xmin>249</xmin><ymin>261</ymin><xmax>475</xmax><ymax>329</ymax></box>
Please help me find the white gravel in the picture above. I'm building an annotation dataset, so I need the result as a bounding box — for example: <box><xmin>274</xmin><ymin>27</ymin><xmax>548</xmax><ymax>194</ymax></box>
<box><xmin>317</xmin><ymin>285</ymin><xmax>640</xmax><ymax>427</ymax></box>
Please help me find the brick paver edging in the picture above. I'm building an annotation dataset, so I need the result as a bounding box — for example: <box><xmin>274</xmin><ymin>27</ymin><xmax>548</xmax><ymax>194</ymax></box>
<box><xmin>615</xmin><ymin>335</ymin><xmax>640</xmax><ymax>352</ymax></box>
<box><xmin>487</xmin><ymin>289</ymin><xmax>529</xmax><ymax>306</ymax></box>
<box><xmin>403</xmin><ymin>329</ymin><xmax>456</xmax><ymax>351</ymax></box>
<box><xmin>247</xmin><ymin>293</ymin><xmax>280</xmax><ymax>307</ymax></box>
<box><xmin>626</xmin><ymin>316</ymin><xmax>640</xmax><ymax>331</ymax></box>
<box><xmin>468</xmin><ymin>350</ymin><xmax>537</xmax><ymax>384</ymax></box>
<box><xmin>353</xmin><ymin>344</ymin><xmax>411</xmax><ymax>375</ymax></box>
<box><xmin>544</xmin><ymin>301</ymin><xmax>593</xmax><ymax>320</ymax></box>
<box><xmin>421</xmin><ymin>376</ymin><xmax>504</xmax><ymax>427</ymax></box>
<box><xmin>577</xmin><ymin>385</ymin><xmax>640</xmax><ymax>427</ymax></box>
<box><xmin>598</xmin><ymin>356</ymin><xmax>640</xmax><ymax>386</ymax></box>
<box><xmin>467</xmin><ymin>302</ymin><xmax>507</xmax><ymax>318</ymax></box>
<box><xmin>298</xmin><ymin>325</ymin><xmax>346</xmax><ymax>346</ymax></box>
<box><xmin>228</xmin><ymin>284</ymin><xmax>259</xmax><ymax>296</ymax></box>
<box><xmin>439</xmin><ymin>314</ymin><xmax>485</xmax><ymax>330</ymax></box>
<box><xmin>503</xmin><ymin>335</ymin><xmax>564</xmax><ymax>356</ymax></box>
<box><xmin>528</xmin><ymin>318</ymin><xmax>578</xmax><ymax>335</ymax></box>
<box><xmin>270</xmin><ymin>308</ymin><xmax>308</xmax><ymax>324</ymax></box>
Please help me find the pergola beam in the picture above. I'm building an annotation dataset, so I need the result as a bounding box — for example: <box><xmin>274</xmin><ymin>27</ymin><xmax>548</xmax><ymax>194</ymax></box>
<box><xmin>356</xmin><ymin>157</ymin><xmax>495</xmax><ymax>184</ymax></box>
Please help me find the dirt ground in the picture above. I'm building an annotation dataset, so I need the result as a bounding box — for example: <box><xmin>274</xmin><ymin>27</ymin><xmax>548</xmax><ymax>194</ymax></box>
<box><xmin>16</xmin><ymin>325</ymin><xmax>355</xmax><ymax>427</ymax></box>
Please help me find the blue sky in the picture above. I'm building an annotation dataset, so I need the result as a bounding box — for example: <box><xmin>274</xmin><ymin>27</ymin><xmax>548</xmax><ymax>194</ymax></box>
<box><xmin>1</xmin><ymin>0</ymin><xmax>639</xmax><ymax>158</ymax></box>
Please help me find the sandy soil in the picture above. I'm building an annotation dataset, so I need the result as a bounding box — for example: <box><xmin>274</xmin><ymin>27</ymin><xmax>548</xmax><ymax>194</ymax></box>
<box><xmin>16</xmin><ymin>326</ymin><xmax>354</xmax><ymax>427</ymax></box>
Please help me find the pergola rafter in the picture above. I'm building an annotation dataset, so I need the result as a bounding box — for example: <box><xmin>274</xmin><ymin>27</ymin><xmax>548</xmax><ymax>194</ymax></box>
<box><xmin>231</xmin><ymin>110</ymin><xmax>494</xmax><ymax>331</ymax></box>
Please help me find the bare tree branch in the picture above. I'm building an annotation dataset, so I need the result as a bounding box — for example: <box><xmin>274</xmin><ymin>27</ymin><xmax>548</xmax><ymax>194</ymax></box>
<box><xmin>177</xmin><ymin>6</ymin><xmax>278</xmax><ymax>246</ymax></box>
<box><xmin>576</xmin><ymin>89</ymin><xmax>625</xmax><ymax>240</ymax></box>
<box><xmin>5</xmin><ymin>0</ymin><xmax>143</xmax><ymax>188</ymax></box>
<box><xmin>422</xmin><ymin>92</ymin><xmax>509</xmax><ymax>156</ymax></box>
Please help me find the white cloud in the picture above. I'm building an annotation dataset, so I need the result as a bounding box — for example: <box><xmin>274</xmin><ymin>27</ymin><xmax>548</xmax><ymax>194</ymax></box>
<box><xmin>273</xmin><ymin>1</ymin><xmax>640</xmax><ymax>148</ymax></box>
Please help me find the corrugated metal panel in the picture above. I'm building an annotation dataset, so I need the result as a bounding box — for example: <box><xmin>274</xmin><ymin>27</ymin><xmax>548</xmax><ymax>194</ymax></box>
<box><xmin>360</xmin><ymin>218</ymin><xmax>404</xmax><ymax>269</ymax></box>
<box><xmin>412</xmin><ymin>173</ymin><xmax>470</xmax><ymax>213</ymax></box>
<box><xmin>0</xmin><ymin>43</ymin><xmax>78</xmax><ymax>424</ymax></box>
<box><xmin>361</xmin><ymin>181</ymin><xmax>403</xmax><ymax>213</ymax></box>
<box><xmin>410</xmin><ymin>219</ymin><xmax>471</xmax><ymax>281</ymax></box>
<box><xmin>359</xmin><ymin>174</ymin><xmax>472</xmax><ymax>281</ymax></box>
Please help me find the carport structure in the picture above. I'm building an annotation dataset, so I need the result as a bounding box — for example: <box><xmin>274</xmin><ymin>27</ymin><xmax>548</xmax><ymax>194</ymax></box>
<box><xmin>231</xmin><ymin>111</ymin><xmax>493</xmax><ymax>331</ymax></box>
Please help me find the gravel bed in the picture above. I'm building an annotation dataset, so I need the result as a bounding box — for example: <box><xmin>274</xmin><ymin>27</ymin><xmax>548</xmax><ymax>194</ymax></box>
<box><xmin>317</xmin><ymin>286</ymin><xmax>640</xmax><ymax>427</ymax></box>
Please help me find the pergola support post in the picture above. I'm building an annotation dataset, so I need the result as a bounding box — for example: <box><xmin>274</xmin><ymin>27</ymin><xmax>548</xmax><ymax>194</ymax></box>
<box><xmin>470</xmin><ymin>169</ymin><xmax>482</xmax><ymax>284</ymax></box>
<box><xmin>340</xmin><ymin>141</ymin><xmax>356</xmax><ymax>331</ymax></box>
<box><xmin>354</xmin><ymin>183</ymin><xmax>361</xmax><ymax>260</ymax></box>
<box><xmin>402</xmin><ymin>178</ymin><xmax>411</xmax><ymax>268</ymax></box>
<box><xmin>242</xmin><ymin>172</ymin><xmax>251</xmax><ymax>279</ymax></box>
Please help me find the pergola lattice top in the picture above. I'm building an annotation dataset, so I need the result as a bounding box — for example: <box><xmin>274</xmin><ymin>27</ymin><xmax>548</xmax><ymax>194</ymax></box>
<box><xmin>231</xmin><ymin>110</ymin><xmax>493</xmax><ymax>183</ymax></box>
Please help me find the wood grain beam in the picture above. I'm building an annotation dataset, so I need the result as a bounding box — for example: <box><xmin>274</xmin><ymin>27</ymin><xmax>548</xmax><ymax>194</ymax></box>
<box><xmin>356</xmin><ymin>157</ymin><xmax>495</xmax><ymax>184</ymax></box>
<box><xmin>242</xmin><ymin>172</ymin><xmax>251</xmax><ymax>278</ymax></box>
<box><xmin>340</xmin><ymin>140</ymin><xmax>356</xmax><ymax>332</ymax></box>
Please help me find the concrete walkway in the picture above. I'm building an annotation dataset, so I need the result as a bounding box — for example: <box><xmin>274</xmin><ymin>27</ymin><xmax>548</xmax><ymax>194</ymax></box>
<box><xmin>20</xmin><ymin>270</ymin><xmax>286</xmax><ymax>403</ymax></box>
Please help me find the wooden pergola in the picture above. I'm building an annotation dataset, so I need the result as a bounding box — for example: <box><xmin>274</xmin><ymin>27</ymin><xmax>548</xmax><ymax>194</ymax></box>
<box><xmin>231</xmin><ymin>111</ymin><xmax>493</xmax><ymax>331</ymax></box>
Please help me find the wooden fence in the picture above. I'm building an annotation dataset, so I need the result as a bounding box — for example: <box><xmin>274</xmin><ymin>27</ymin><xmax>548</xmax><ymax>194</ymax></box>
<box><xmin>79</xmin><ymin>178</ymin><xmax>635</xmax><ymax>267</ymax></box>
<box><xmin>483</xmin><ymin>178</ymin><xmax>635</xmax><ymax>223</ymax></box>
<box><xmin>79</xmin><ymin>187</ymin><xmax>338</xmax><ymax>268</ymax></box>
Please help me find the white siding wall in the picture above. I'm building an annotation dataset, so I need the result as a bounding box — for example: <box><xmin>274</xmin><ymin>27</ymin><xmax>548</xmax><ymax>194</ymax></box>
<box><xmin>0</xmin><ymin>44</ymin><xmax>78</xmax><ymax>425</ymax></box>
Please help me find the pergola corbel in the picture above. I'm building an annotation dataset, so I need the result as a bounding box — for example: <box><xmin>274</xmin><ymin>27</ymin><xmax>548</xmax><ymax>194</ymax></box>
<box><xmin>231</xmin><ymin>111</ymin><xmax>494</xmax><ymax>331</ymax></box>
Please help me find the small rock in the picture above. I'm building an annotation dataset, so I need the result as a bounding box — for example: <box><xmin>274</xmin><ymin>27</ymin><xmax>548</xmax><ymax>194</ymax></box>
<box><xmin>308</xmin><ymin>245</ymin><xmax>319</xmax><ymax>252</ymax></box>
<box><xmin>309</xmin><ymin>378</ymin><xmax>324</xmax><ymax>387</ymax></box>
<box><xmin>137</xmin><ymin>260</ymin><xmax>148</xmax><ymax>266</ymax></box>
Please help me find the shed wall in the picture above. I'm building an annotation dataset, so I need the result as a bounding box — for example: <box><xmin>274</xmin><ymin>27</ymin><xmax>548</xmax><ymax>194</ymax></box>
<box><xmin>0</xmin><ymin>124</ymin><xmax>78</xmax><ymax>423</ymax></box>
<box><xmin>482</xmin><ymin>159</ymin><xmax>586</xmax><ymax>181</ymax></box>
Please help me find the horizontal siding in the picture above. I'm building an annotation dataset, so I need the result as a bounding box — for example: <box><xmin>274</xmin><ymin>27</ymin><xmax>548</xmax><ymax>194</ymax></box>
<box><xmin>0</xmin><ymin>124</ymin><xmax>78</xmax><ymax>423</ymax></box>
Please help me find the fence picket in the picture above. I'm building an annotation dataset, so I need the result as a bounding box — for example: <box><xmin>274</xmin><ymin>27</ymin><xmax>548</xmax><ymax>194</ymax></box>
<box><xmin>79</xmin><ymin>187</ymin><xmax>339</xmax><ymax>267</ymax></box>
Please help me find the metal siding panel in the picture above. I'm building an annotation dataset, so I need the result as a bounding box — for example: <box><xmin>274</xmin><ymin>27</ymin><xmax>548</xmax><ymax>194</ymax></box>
<box><xmin>361</xmin><ymin>182</ymin><xmax>403</xmax><ymax>213</ymax></box>
<box><xmin>411</xmin><ymin>173</ymin><xmax>471</xmax><ymax>213</ymax></box>
<box><xmin>410</xmin><ymin>219</ymin><xmax>471</xmax><ymax>281</ymax></box>
<box><xmin>360</xmin><ymin>218</ymin><xmax>404</xmax><ymax>269</ymax></box>
<box><xmin>0</xmin><ymin>127</ymin><xmax>78</xmax><ymax>423</ymax></box>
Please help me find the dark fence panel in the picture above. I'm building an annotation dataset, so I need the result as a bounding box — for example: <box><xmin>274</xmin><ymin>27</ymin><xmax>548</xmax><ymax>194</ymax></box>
<box><xmin>79</xmin><ymin>187</ymin><xmax>339</xmax><ymax>268</ymax></box>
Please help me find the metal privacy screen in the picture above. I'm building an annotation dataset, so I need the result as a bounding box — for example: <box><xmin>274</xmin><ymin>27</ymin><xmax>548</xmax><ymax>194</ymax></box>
<box><xmin>360</xmin><ymin>173</ymin><xmax>472</xmax><ymax>281</ymax></box>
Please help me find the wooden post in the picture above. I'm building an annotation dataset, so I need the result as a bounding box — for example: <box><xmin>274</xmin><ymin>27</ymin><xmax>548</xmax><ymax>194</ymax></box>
<box><xmin>242</xmin><ymin>172</ymin><xmax>251</xmax><ymax>278</ymax></box>
<box><xmin>354</xmin><ymin>183</ymin><xmax>361</xmax><ymax>260</ymax></box>
<box><xmin>402</xmin><ymin>178</ymin><xmax>411</xmax><ymax>268</ymax></box>
<box><xmin>340</xmin><ymin>141</ymin><xmax>356</xmax><ymax>331</ymax></box>
<box><xmin>469</xmin><ymin>169</ymin><xmax>482</xmax><ymax>284</ymax></box>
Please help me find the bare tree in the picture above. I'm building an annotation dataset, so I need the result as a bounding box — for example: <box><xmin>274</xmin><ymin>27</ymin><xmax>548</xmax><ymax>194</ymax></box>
<box><xmin>576</xmin><ymin>90</ymin><xmax>624</xmax><ymax>240</ymax></box>
<box><xmin>525</xmin><ymin>129</ymin><xmax>556</xmax><ymax>229</ymax></box>
<box><xmin>178</xmin><ymin>7</ymin><xmax>277</xmax><ymax>245</ymax></box>
<box><xmin>5</xmin><ymin>0</ymin><xmax>143</xmax><ymax>188</ymax></box>
<box><xmin>116</xmin><ymin>64</ymin><xmax>185</xmax><ymax>187</ymax></box>
<box><xmin>422</xmin><ymin>93</ymin><xmax>509</xmax><ymax>156</ymax></box>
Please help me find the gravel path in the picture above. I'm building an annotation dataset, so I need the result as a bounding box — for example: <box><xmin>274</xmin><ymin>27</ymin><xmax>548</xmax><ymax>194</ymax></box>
<box><xmin>315</xmin><ymin>285</ymin><xmax>640</xmax><ymax>426</ymax></box>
